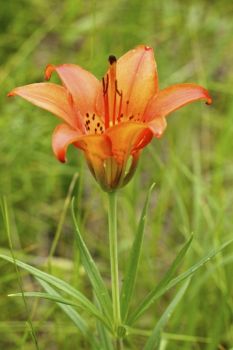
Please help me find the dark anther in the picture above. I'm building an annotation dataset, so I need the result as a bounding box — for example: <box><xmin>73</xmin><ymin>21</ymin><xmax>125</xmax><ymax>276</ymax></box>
<box><xmin>97</xmin><ymin>122</ymin><xmax>100</xmax><ymax>127</ymax></box>
<box><xmin>108</xmin><ymin>55</ymin><xmax>117</xmax><ymax>65</ymax></box>
<box><xmin>92</xmin><ymin>114</ymin><xmax>95</xmax><ymax>120</ymax></box>
<box><xmin>129</xmin><ymin>115</ymin><xmax>134</xmax><ymax>120</ymax></box>
<box><xmin>86</xmin><ymin>113</ymin><xmax>89</xmax><ymax>117</ymax></box>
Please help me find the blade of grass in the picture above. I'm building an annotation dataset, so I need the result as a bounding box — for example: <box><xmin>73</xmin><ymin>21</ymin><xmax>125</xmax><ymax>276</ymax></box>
<box><xmin>0</xmin><ymin>253</ymin><xmax>109</xmax><ymax>328</ymax></box>
<box><xmin>94</xmin><ymin>295</ymin><xmax>114</xmax><ymax>350</ymax></box>
<box><xmin>47</xmin><ymin>173</ymin><xmax>79</xmax><ymax>273</ymax></box>
<box><xmin>0</xmin><ymin>197</ymin><xmax>39</xmax><ymax>350</ymax></box>
<box><xmin>8</xmin><ymin>290</ymin><xmax>104</xmax><ymax>346</ymax></box>
<box><xmin>9</xmin><ymin>291</ymin><xmax>90</xmax><ymax>308</ymax></box>
<box><xmin>37</xmin><ymin>279</ymin><xmax>95</xmax><ymax>341</ymax></box>
<box><xmin>30</xmin><ymin>278</ymin><xmax>99</xmax><ymax>347</ymax></box>
<box><xmin>71</xmin><ymin>198</ymin><xmax>112</xmax><ymax>322</ymax></box>
<box><xmin>120</xmin><ymin>183</ymin><xmax>155</xmax><ymax>322</ymax></box>
<box><xmin>129</xmin><ymin>237</ymin><xmax>233</xmax><ymax>324</ymax></box>
<box><xmin>96</xmin><ymin>318</ymin><xmax>114</xmax><ymax>350</ymax></box>
<box><xmin>144</xmin><ymin>278</ymin><xmax>190</xmax><ymax>350</ymax></box>
<box><xmin>128</xmin><ymin>234</ymin><xmax>193</xmax><ymax>324</ymax></box>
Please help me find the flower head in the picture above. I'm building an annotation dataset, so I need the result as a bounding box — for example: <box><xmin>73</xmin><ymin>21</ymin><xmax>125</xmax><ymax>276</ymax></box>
<box><xmin>8</xmin><ymin>45</ymin><xmax>212</xmax><ymax>191</ymax></box>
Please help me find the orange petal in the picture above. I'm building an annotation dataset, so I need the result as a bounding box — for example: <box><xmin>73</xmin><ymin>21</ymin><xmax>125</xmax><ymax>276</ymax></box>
<box><xmin>148</xmin><ymin>117</ymin><xmax>167</xmax><ymax>138</ymax></box>
<box><xmin>106</xmin><ymin>122</ymin><xmax>153</xmax><ymax>164</ymax></box>
<box><xmin>75</xmin><ymin>133</ymin><xmax>112</xmax><ymax>160</ymax></box>
<box><xmin>45</xmin><ymin>64</ymin><xmax>101</xmax><ymax>117</ymax></box>
<box><xmin>116</xmin><ymin>45</ymin><xmax>159</xmax><ymax>119</ymax></box>
<box><xmin>8</xmin><ymin>83</ymin><xmax>77</xmax><ymax>128</ymax></box>
<box><xmin>52</xmin><ymin>124</ymin><xmax>84</xmax><ymax>162</ymax></box>
<box><xmin>144</xmin><ymin>83</ymin><xmax>212</xmax><ymax>121</ymax></box>
<box><xmin>53</xmin><ymin>123</ymin><xmax>112</xmax><ymax>163</ymax></box>
<box><xmin>75</xmin><ymin>133</ymin><xmax>112</xmax><ymax>189</ymax></box>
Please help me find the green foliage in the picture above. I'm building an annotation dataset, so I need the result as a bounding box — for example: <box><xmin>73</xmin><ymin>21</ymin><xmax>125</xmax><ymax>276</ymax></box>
<box><xmin>144</xmin><ymin>279</ymin><xmax>191</xmax><ymax>350</ymax></box>
<box><xmin>120</xmin><ymin>183</ymin><xmax>155</xmax><ymax>322</ymax></box>
<box><xmin>1</xmin><ymin>0</ymin><xmax>233</xmax><ymax>349</ymax></box>
<box><xmin>71</xmin><ymin>198</ymin><xmax>113</xmax><ymax>324</ymax></box>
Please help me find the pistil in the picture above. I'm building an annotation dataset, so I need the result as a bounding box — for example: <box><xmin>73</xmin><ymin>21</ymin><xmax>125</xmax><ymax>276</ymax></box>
<box><xmin>103</xmin><ymin>55</ymin><xmax>123</xmax><ymax>129</ymax></box>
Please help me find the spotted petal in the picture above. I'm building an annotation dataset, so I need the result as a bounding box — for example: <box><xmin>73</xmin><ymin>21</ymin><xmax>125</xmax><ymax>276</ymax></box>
<box><xmin>52</xmin><ymin>124</ymin><xmax>112</xmax><ymax>185</ymax></box>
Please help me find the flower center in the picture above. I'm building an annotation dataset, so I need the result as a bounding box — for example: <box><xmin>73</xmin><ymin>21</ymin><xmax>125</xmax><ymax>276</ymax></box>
<box><xmin>82</xmin><ymin>56</ymin><xmax>144</xmax><ymax>136</ymax></box>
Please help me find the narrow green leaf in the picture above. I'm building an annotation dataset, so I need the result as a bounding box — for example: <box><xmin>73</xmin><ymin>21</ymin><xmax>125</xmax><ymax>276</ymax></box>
<box><xmin>165</xmin><ymin>238</ymin><xmax>233</xmax><ymax>293</ymax></box>
<box><xmin>37</xmin><ymin>279</ymin><xmax>89</xmax><ymax>336</ymax></box>
<box><xmin>94</xmin><ymin>295</ymin><xmax>114</xmax><ymax>350</ymax></box>
<box><xmin>97</xmin><ymin>319</ymin><xmax>114</xmax><ymax>350</ymax></box>
<box><xmin>129</xmin><ymin>238</ymin><xmax>233</xmax><ymax>325</ymax></box>
<box><xmin>71</xmin><ymin>199</ymin><xmax>112</xmax><ymax>322</ymax></box>
<box><xmin>11</xmin><ymin>280</ymin><xmax>101</xmax><ymax>348</ymax></box>
<box><xmin>144</xmin><ymin>279</ymin><xmax>190</xmax><ymax>350</ymax></box>
<box><xmin>0</xmin><ymin>254</ymin><xmax>108</xmax><ymax>327</ymax></box>
<box><xmin>9</xmin><ymin>291</ymin><xmax>85</xmax><ymax>307</ymax></box>
<box><xmin>121</xmin><ymin>183</ymin><xmax>155</xmax><ymax>322</ymax></box>
<box><xmin>1</xmin><ymin>197</ymin><xmax>39</xmax><ymax>350</ymax></box>
<box><xmin>128</xmin><ymin>234</ymin><xmax>193</xmax><ymax>324</ymax></box>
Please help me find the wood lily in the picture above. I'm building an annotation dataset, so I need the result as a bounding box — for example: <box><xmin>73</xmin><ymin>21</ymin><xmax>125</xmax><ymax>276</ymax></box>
<box><xmin>8</xmin><ymin>45</ymin><xmax>212</xmax><ymax>191</ymax></box>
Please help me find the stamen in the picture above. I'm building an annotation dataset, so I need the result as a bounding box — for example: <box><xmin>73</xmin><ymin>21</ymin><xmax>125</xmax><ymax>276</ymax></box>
<box><xmin>117</xmin><ymin>91</ymin><xmax>123</xmax><ymax>123</ymax></box>
<box><xmin>112</xmin><ymin>80</ymin><xmax>118</xmax><ymax>125</ymax></box>
<box><xmin>108</xmin><ymin>59</ymin><xmax>117</xmax><ymax>126</ymax></box>
<box><xmin>103</xmin><ymin>55</ymin><xmax>126</xmax><ymax>128</ymax></box>
<box><xmin>102</xmin><ymin>75</ymin><xmax>110</xmax><ymax>129</ymax></box>
<box><xmin>115</xmin><ymin>80</ymin><xmax>121</xmax><ymax>96</ymax></box>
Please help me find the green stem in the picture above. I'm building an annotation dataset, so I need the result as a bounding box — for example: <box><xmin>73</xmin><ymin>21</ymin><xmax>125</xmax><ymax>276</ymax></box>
<box><xmin>108</xmin><ymin>191</ymin><xmax>121</xmax><ymax>332</ymax></box>
<box><xmin>116</xmin><ymin>338</ymin><xmax>123</xmax><ymax>350</ymax></box>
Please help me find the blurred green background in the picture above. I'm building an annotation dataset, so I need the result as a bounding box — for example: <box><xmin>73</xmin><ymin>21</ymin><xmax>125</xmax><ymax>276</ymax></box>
<box><xmin>1</xmin><ymin>0</ymin><xmax>233</xmax><ymax>349</ymax></box>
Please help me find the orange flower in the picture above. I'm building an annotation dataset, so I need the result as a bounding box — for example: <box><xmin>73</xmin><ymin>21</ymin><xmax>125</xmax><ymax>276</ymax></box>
<box><xmin>8</xmin><ymin>45</ymin><xmax>212</xmax><ymax>191</ymax></box>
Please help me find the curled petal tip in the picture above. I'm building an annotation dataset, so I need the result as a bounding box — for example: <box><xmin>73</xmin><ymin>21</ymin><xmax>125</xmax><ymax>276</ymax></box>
<box><xmin>135</xmin><ymin>44</ymin><xmax>153</xmax><ymax>52</ymax></box>
<box><xmin>58</xmin><ymin>157</ymin><xmax>66</xmax><ymax>163</ymax></box>
<box><xmin>202</xmin><ymin>87</ymin><xmax>212</xmax><ymax>105</ymax></box>
<box><xmin>45</xmin><ymin>64</ymin><xmax>55</xmax><ymax>80</ymax></box>
<box><xmin>7</xmin><ymin>90</ymin><xmax>15</xmax><ymax>97</ymax></box>
<box><xmin>55</xmin><ymin>149</ymin><xmax>67</xmax><ymax>163</ymax></box>
<box><xmin>154</xmin><ymin>132</ymin><xmax>162</xmax><ymax>139</ymax></box>
<box><xmin>206</xmin><ymin>95</ymin><xmax>213</xmax><ymax>105</ymax></box>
